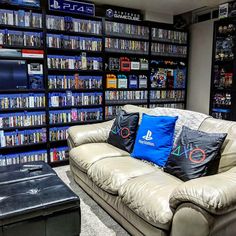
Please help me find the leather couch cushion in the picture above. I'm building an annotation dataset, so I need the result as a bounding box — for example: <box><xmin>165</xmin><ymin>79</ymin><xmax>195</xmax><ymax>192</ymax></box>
<box><xmin>87</xmin><ymin>157</ymin><xmax>157</xmax><ymax>195</ymax></box>
<box><xmin>69</xmin><ymin>143</ymin><xmax>129</xmax><ymax>173</ymax></box>
<box><xmin>119</xmin><ymin>171</ymin><xmax>182</xmax><ymax>230</ymax></box>
<box><xmin>199</xmin><ymin>117</ymin><xmax>236</xmax><ymax>173</ymax></box>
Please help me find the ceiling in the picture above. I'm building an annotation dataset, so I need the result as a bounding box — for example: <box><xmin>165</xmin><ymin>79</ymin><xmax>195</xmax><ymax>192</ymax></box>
<box><xmin>92</xmin><ymin>0</ymin><xmax>223</xmax><ymax>15</ymax></box>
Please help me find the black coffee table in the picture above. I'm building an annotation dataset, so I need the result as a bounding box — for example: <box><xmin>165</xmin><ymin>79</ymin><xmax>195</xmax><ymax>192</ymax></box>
<box><xmin>0</xmin><ymin>162</ymin><xmax>80</xmax><ymax>236</ymax></box>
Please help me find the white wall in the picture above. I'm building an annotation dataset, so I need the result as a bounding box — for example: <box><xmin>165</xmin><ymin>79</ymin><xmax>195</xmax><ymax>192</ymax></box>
<box><xmin>187</xmin><ymin>19</ymin><xmax>215</xmax><ymax>114</ymax></box>
<box><xmin>145</xmin><ymin>11</ymin><xmax>173</xmax><ymax>24</ymax></box>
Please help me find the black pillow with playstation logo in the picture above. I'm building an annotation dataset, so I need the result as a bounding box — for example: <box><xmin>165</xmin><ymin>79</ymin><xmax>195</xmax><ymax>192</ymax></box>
<box><xmin>107</xmin><ymin>110</ymin><xmax>139</xmax><ymax>153</ymax></box>
<box><xmin>164</xmin><ymin>126</ymin><xmax>227</xmax><ymax>181</ymax></box>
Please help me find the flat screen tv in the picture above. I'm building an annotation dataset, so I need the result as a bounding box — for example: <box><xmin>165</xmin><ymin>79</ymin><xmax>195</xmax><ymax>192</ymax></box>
<box><xmin>0</xmin><ymin>60</ymin><xmax>28</xmax><ymax>90</ymax></box>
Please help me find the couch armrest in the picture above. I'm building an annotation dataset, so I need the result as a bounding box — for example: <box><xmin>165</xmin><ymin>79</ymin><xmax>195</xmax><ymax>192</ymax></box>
<box><xmin>67</xmin><ymin>120</ymin><xmax>114</xmax><ymax>148</ymax></box>
<box><xmin>169</xmin><ymin>167</ymin><xmax>236</xmax><ymax>215</ymax></box>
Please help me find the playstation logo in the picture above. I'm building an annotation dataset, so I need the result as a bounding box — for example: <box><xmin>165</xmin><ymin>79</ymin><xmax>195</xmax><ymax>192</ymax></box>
<box><xmin>142</xmin><ymin>130</ymin><xmax>153</xmax><ymax>141</ymax></box>
<box><xmin>50</xmin><ymin>0</ymin><xmax>61</xmax><ymax>9</ymax></box>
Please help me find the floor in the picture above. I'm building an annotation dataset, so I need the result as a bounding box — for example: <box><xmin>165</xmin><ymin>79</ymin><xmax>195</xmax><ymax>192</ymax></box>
<box><xmin>54</xmin><ymin>165</ymin><xmax>130</xmax><ymax>236</ymax></box>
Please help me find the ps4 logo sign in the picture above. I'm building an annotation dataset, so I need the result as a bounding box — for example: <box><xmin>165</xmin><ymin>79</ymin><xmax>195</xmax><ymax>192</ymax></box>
<box><xmin>142</xmin><ymin>130</ymin><xmax>153</xmax><ymax>141</ymax></box>
<box><xmin>49</xmin><ymin>0</ymin><xmax>95</xmax><ymax>16</ymax></box>
<box><xmin>139</xmin><ymin>130</ymin><xmax>155</xmax><ymax>147</ymax></box>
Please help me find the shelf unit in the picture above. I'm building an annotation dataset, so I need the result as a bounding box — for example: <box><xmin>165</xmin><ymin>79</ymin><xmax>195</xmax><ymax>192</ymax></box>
<box><xmin>0</xmin><ymin>0</ymin><xmax>189</xmax><ymax>166</ymax></box>
<box><xmin>210</xmin><ymin>18</ymin><xmax>236</xmax><ymax>121</ymax></box>
<box><xmin>44</xmin><ymin>2</ymin><xmax>104</xmax><ymax>164</ymax></box>
<box><xmin>149</xmin><ymin>22</ymin><xmax>188</xmax><ymax>110</ymax></box>
<box><xmin>104</xmin><ymin>18</ymin><xmax>150</xmax><ymax>120</ymax></box>
<box><xmin>0</xmin><ymin>1</ymin><xmax>48</xmax><ymax>166</ymax></box>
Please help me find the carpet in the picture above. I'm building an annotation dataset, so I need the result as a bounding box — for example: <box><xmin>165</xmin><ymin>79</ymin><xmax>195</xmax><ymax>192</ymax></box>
<box><xmin>54</xmin><ymin>165</ymin><xmax>130</xmax><ymax>236</ymax></box>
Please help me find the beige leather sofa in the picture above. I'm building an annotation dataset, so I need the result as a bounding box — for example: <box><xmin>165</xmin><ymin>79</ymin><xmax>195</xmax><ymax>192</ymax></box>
<box><xmin>68</xmin><ymin>105</ymin><xmax>236</xmax><ymax>236</ymax></box>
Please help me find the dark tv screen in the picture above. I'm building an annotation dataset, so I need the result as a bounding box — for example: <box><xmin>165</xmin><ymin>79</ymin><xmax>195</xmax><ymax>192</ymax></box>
<box><xmin>0</xmin><ymin>60</ymin><xmax>28</xmax><ymax>90</ymax></box>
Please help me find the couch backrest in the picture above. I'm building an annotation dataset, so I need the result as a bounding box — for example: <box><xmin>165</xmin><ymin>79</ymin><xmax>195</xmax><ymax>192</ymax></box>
<box><xmin>199</xmin><ymin>117</ymin><xmax>236</xmax><ymax>173</ymax></box>
<box><xmin>123</xmin><ymin>105</ymin><xmax>209</xmax><ymax>141</ymax></box>
<box><xmin>123</xmin><ymin>105</ymin><xmax>236</xmax><ymax>173</ymax></box>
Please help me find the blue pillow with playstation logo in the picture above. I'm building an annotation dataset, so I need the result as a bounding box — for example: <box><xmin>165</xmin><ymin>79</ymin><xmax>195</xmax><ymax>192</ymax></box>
<box><xmin>131</xmin><ymin>114</ymin><xmax>178</xmax><ymax>167</ymax></box>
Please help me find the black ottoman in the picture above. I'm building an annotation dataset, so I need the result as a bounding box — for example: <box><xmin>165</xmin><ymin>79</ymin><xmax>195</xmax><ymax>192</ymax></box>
<box><xmin>0</xmin><ymin>162</ymin><xmax>81</xmax><ymax>236</ymax></box>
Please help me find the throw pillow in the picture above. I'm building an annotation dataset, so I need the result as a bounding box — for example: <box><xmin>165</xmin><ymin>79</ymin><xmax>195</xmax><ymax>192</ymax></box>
<box><xmin>131</xmin><ymin>114</ymin><xmax>178</xmax><ymax>167</ymax></box>
<box><xmin>164</xmin><ymin>126</ymin><xmax>227</xmax><ymax>181</ymax></box>
<box><xmin>107</xmin><ymin>110</ymin><xmax>139</xmax><ymax>153</ymax></box>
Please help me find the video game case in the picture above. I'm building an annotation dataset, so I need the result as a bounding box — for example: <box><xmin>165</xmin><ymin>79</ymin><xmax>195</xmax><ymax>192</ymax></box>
<box><xmin>150</xmin><ymin>103</ymin><xmax>185</xmax><ymax>109</ymax></box>
<box><xmin>1</xmin><ymin>29</ymin><xmax>43</xmax><ymax>47</ymax></box>
<box><xmin>150</xmin><ymin>90</ymin><xmax>185</xmax><ymax>101</ymax></box>
<box><xmin>49</xmin><ymin>108</ymin><xmax>103</xmax><ymax>124</ymax></box>
<box><xmin>152</xmin><ymin>28</ymin><xmax>187</xmax><ymax>44</ymax></box>
<box><xmin>151</xmin><ymin>42</ymin><xmax>187</xmax><ymax>58</ymax></box>
<box><xmin>105</xmin><ymin>21</ymin><xmax>149</xmax><ymax>39</ymax></box>
<box><xmin>49</xmin><ymin>126</ymin><xmax>69</xmax><ymax>141</ymax></box>
<box><xmin>23</xmin><ymin>31</ymin><xmax>42</xmax><ymax>47</ymax></box>
<box><xmin>46</xmin><ymin>15</ymin><xmax>102</xmax><ymax>35</ymax></box>
<box><xmin>117</xmin><ymin>74</ymin><xmax>128</xmax><ymax>89</ymax></box>
<box><xmin>105</xmin><ymin>37</ymin><xmax>149</xmax><ymax>54</ymax></box>
<box><xmin>105</xmin><ymin>91</ymin><xmax>148</xmax><ymax>102</ymax></box>
<box><xmin>0</xmin><ymin>128</ymin><xmax>47</xmax><ymax>148</ymax></box>
<box><xmin>0</xmin><ymin>9</ymin><xmax>14</xmax><ymax>25</ymax></box>
<box><xmin>50</xmin><ymin>146</ymin><xmax>68</xmax><ymax>162</ymax></box>
<box><xmin>0</xmin><ymin>149</ymin><xmax>47</xmax><ymax>166</ymax></box>
<box><xmin>0</xmin><ymin>111</ymin><xmax>46</xmax><ymax>128</ymax></box>
<box><xmin>49</xmin><ymin>92</ymin><xmax>103</xmax><ymax>107</ymax></box>
<box><xmin>47</xmin><ymin>55</ymin><xmax>103</xmax><ymax>71</ymax></box>
<box><xmin>0</xmin><ymin>93</ymin><xmax>45</xmax><ymax>109</ymax></box>
<box><xmin>48</xmin><ymin>75</ymin><xmax>102</xmax><ymax>90</ymax></box>
<box><xmin>105</xmin><ymin>105</ymin><xmax>122</xmax><ymax>120</ymax></box>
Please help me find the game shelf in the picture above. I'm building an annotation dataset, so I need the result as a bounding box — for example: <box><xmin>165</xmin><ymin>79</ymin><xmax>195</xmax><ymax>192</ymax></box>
<box><xmin>149</xmin><ymin>22</ymin><xmax>188</xmax><ymax>111</ymax></box>
<box><xmin>210</xmin><ymin>18</ymin><xmax>236</xmax><ymax>121</ymax></box>
<box><xmin>0</xmin><ymin>0</ymin><xmax>189</xmax><ymax>166</ymax></box>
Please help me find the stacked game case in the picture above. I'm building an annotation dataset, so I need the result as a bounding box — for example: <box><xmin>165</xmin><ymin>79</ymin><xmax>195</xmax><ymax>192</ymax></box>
<box><xmin>0</xmin><ymin>128</ymin><xmax>46</xmax><ymax>147</ymax></box>
<box><xmin>152</xmin><ymin>28</ymin><xmax>187</xmax><ymax>44</ymax></box>
<box><xmin>49</xmin><ymin>92</ymin><xmax>103</xmax><ymax>107</ymax></box>
<box><xmin>0</xmin><ymin>111</ymin><xmax>46</xmax><ymax>128</ymax></box>
<box><xmin>105</xmin><ymin>91</ymin><xmax>148</xmax><ymax>104</ymax></box>
<box><xmin>0</xmin><ymin>150</ymin><xmax>47</xmax><ymax>166</ymax></box>
<box><xmin>0</xmin><ymin>9</ymin><xmax>42</xmax><ymax>28</ymax></box>
<box><xmin>105</xmin><ymin>38</ymin><xmax>149</xmax><ymax>54</ymax></box>
<box><xmin>150</xmin><ymin>90</ymin><xmax>185</xmax><ymax>102</ymax></box>
<box><xmin>47</xmin><ymin>55</ymin><xmax>103</xmax><ymax>70</ymax></box>
<box><xmin>48</xmin><ymin>75</ymin><xmax>102</xmax><ymax>90</ymax></box>
<box><xmin>0</xmin><ymin>93</ymin><xmax>45</xmax><ymax>109</ymax></box>
<box><xmin>105</xmin><ymin>21</ymin><xmax>149</xmax><ymax>39</ymax></box>
<box><xmin>151</xmin><ymin>42</ymin><xmax>187</xmax><ymax>58</ymax></box>
<box><xmin>150</xmin><ymin>66</ymin><xmax>186</xmax><ymax>89</ymax></box>
<box><xmin>149</xmin><ymin>103</ymin><xmax>185</xmax><ymax>109</ymax></box>
<box><xmin>50</xmin><ymin>126</ymin><xmax>69</xmax><ymax>141</ymax></box>
<box><xmin>49</xmin><ymin>108</ymin><xmax>103</xmax><ymax>124</ymax></box>
<box><xmin>46</xmin><ymin>15</ymin><xmax>102</xmax><ymax>35</ymax></box>
<box><xmin>50</xmin><ymin>146</ymin><xmax>68</xmax><ymax>162</ymax></box>
<box><xmin>47</xmin><ymin>34</ymin><xmax>102</xmax><ymax>51</ymax></box>
<box><xmin>0</xmin><ymin>29</ymin><xmax>42</xmax><ymax>47</ymax></box>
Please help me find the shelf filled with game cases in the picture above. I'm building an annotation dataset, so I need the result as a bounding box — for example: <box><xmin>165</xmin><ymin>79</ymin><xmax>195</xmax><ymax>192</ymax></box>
<box><xmin>149</xmin><ymin>23</ymin><xmax>188</xmax><ymax>109</ymax></box>
<box><xmin>0</xmin><ymin>149</ymin><xmax>47</xmax><ymax>167</ymax></box>
<box><xmin>0</xmin><ymin>1</ymin><xmax>190</xmax><ymax>166</ymax></box>
<box><xmin>152</xmin><ymin>27</ymin><xmax>187</xmax><ymax>44</ymax></box>
<box><xmin>151</xmin><ymin>26</ymin><xmax>188</xmax><ymax>58</ymax></box>
<box><xmin>105</xmin><ymin>37</ymin><xmax>149</xmax><ymax>55</ymax></box>
<box><xmin>210</xmin><ymin>18</ymin><xmax>236</xmax><ymax>121</ymax></box>
<box><xmin>105</xmin><ymin>90</ymin><xmax>148</xmax><ymax>106</ymax></box>
<box><xmin>105</xmin><ymin>104</ymin><xmax>148</xmax><ymax>120</ymax></box>
<box><xmin>105</xmin><ymin>20</ymin><xmax>149</xmax><ymax>40</ymax></box>
<box><xmin>50</xmin><ymin>146</ymin><xmax>69</xmax><ymax>163</ymax></box>
<box><xmin>46</xmin><ymin>15</ymin><xmax>102</xmax><ymax>37</ymax></box>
